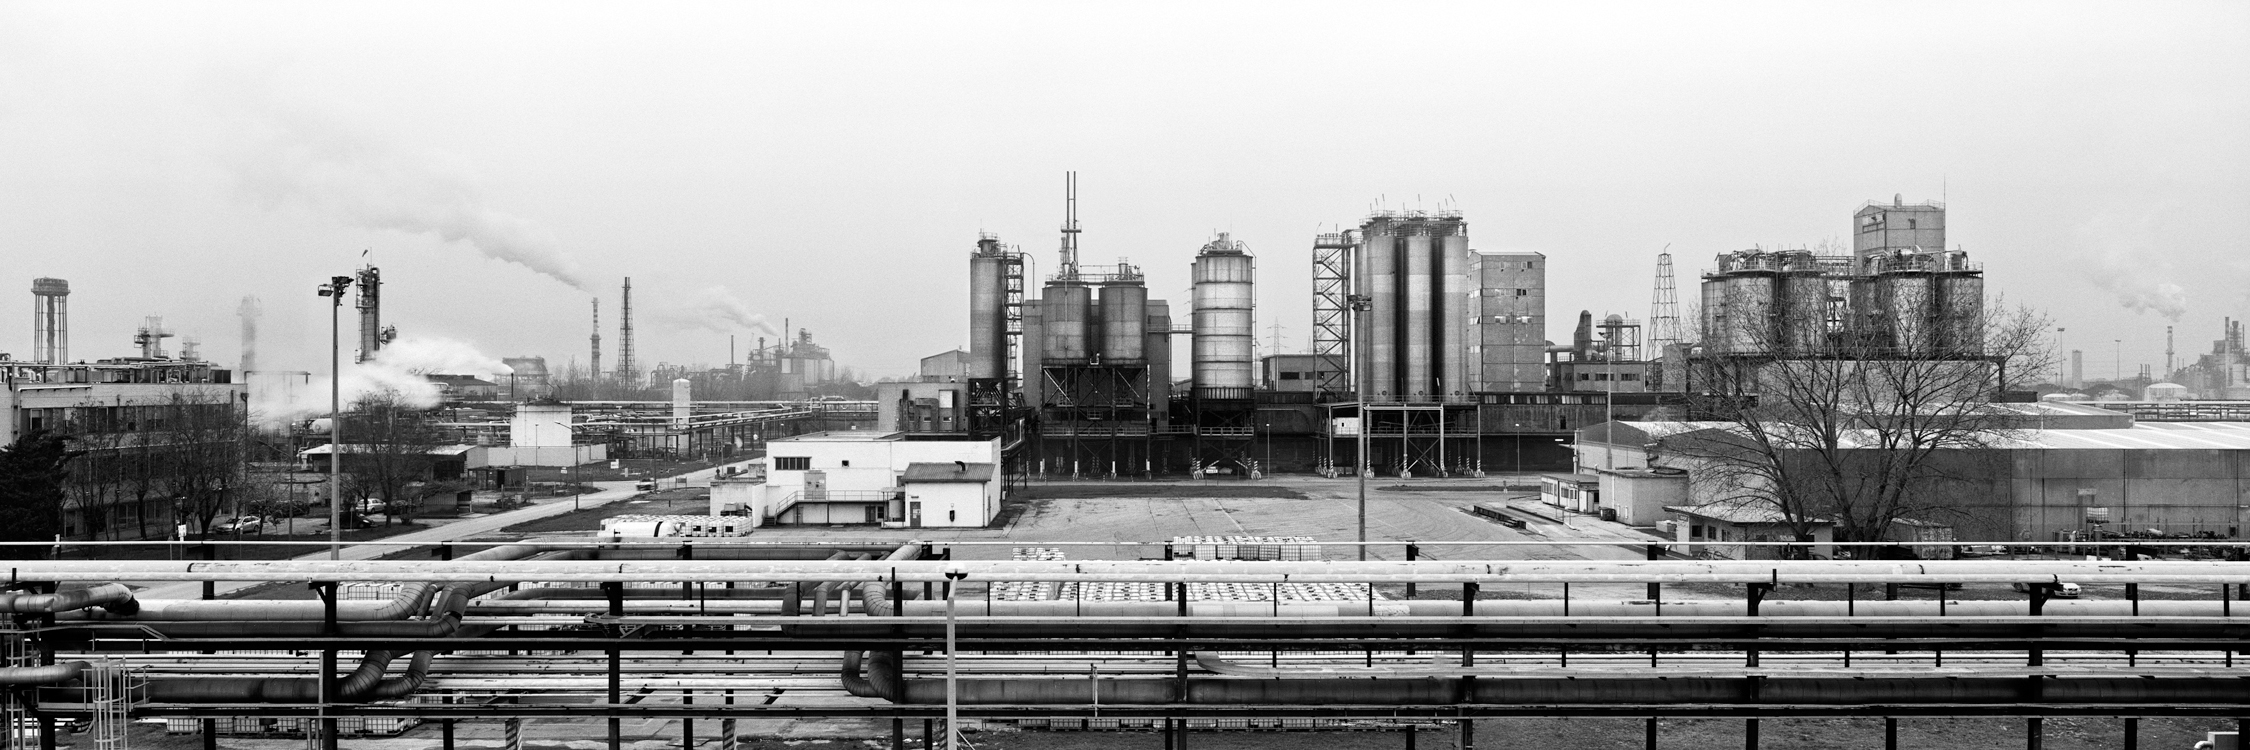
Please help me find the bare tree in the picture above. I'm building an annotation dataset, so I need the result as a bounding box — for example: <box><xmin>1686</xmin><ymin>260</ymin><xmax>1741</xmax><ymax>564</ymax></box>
<box><xmin>341</xmin><ymin>389</ymin><xmax>445</xmax><ymax>526</ymax></box>
<box><xmin>1669</xmin><ymin>257</ymin><xmax>2055</xmax><ymax>546</ymax></box>
<box><xmin>160</xmin><ymin>389</ymin><xmax>249</xmax><ymax>535</ymax></box>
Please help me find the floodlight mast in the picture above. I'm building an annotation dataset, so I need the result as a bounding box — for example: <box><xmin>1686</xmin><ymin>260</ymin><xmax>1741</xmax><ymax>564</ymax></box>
<box><xmin>317</xmin><ymin>275</ymin><xmax>354</xmax><ymax>561</ymax></box>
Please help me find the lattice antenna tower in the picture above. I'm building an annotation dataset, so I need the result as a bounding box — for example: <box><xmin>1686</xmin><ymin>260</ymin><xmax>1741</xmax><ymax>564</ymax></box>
<box><xmin>1649</xmin><ymin>250</ymin><xmax>1681</xmax><ymax>352</ymax></box>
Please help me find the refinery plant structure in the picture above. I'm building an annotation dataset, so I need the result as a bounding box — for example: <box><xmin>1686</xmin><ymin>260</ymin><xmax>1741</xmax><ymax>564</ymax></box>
<box><xmin>940</xmin><ymin>189</ymin><xmax>2250</xmax><ymax>482</ymax></box>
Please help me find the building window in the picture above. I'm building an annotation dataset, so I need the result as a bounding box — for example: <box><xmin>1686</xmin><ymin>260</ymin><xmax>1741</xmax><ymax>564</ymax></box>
<box><xmin>774</xmin><ymin>456</ymin><xmax>810</xmax><ymax>471</ymax></box>
<box><xmin>841</xmin><ymin>460</ymin><xmax>850</xmax><ymax>467</ymax></box>
<box><xmin>1516</xmin><ymin>289</ymin><xmax>1528</xmax><ymax>296</ymax></box>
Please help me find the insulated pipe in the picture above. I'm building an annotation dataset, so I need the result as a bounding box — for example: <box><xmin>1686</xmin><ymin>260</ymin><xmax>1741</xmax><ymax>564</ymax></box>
<box><xmin>875</xmin><ymin>674</ymin><xmax>2250</xmax><ymax>706</ymax></box>
<box><xmin>0</xmin><ymin>583</ymin><xmax>138</xmax><ymax>615</ymax></box>
<box><xmin>899</xmin><ymin>598</ymin><xmax>2242</xmax><ymax>619</ymax></box>
<box><xmin>144</xmin><ymin>585</ymin><xmax>473</xmax><ymax>703</ymax></box>
<box><xmin>0</xmin><ymin>662</ymin><xmax>89</xmax><ymax>686</ymax></box>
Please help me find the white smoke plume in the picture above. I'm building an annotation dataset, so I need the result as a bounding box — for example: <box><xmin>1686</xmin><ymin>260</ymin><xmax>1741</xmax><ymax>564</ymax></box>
<box><xmin>225</xmin><ymin>102</ymin><xmax>591</xmax><ymax>290</ymax></box>
<box><xmin>2079</xmin><ymin>213</ymin><xmax>2190</xmax><ymax>321</ymax></box>
<box><xmin>2086</xmin><ymin>249</ymin><xmax>2188</xmax><ymax>321</ymax></box>
<box><xmin>250</xmin><ymin>335</ymin><xmax>513</xmax><ymax>427</ymax></box>
<box><xmin>651</xmin><ymin>285</ymin><xmax>781</xmax><ymax>337</ymax></box>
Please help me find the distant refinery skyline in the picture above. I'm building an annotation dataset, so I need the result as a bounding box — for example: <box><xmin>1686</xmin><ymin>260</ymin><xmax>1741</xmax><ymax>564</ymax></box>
<box><xmin>2</xmin><ymin>2</ymin><xmax>2244</xmax><ymax>382</ymax></box>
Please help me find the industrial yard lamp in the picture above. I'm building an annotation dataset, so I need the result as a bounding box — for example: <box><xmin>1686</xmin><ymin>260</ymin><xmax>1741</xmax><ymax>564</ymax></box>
<box><xmin>1348</xmin><ymin>293</ymin><xmax>1373</xmax><ymax>561</ymax></box>
<box><xmin>316</xmin><ymin>274</ymin><xmax>353</xmax><ymax>561</ymax></box>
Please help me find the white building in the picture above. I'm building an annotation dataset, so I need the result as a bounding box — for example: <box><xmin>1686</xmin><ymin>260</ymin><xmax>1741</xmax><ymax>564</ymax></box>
<box><xmin>483</xmin><ymin>400</ymin><xmax>607</xmax><ymax>467</ymax></box>
<box><xmin>710</xmin><ymin>431</ymin><xmax>1000</xmax><ymax>528</ymax></box>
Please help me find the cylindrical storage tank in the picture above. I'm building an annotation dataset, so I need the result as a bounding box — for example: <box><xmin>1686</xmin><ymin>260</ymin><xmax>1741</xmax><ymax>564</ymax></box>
<box><xmin>671</xmin><ymin>378</ymin><xmax>691</xmax><ymax>424</ymax></box>
<box><xmin>1704</xmin><ymin>274</ymin><xmax>1774</xmax><ymax>356</ymax></box>
<box><xmin>1040</xmin><ymin>281</ymin><xmax>1092</xmax><ymax>364</ymax></box>
<box><xmin>1438</xmin><ymin>229</ymin><xmax>1468</xmax><ymax>396</ymax></box>
<box><xmin>967</xmin><ymin>245</ymin><xmax>1008</xmax><ymax>380</ymax></box>
<box><xmin>1777</xmin><ymin>273</ymin><xmax>1829</xmax><ymax>356</ymax></box>
<box><xmin>1098</xmin><ymin>280</ymin><xmax>1147</xmax><ymax>363</ymax></box>
<box><xmin>1883</xmin><ymin>274</ymin><xmax>1935</xmax><ymax>355</ymax></box>
<box><xmin>1938</xmin><ymin>274</ymin><xmax>1985</xmax><ymax>356</ymax></box>
<box><xmin>1359</xmin><ymin>224</ymin><xmax>1398</xmax><ymax>398</ymax></box>
<box><xmin>1191</xmin><ymin>236</ymin><xmax>1255</xmax><ymax>394</ymax></box>
<box><xmin>1403</xmin><ymin>231</ymin><xmax>1432</xmax><ymax>398</ymax></box>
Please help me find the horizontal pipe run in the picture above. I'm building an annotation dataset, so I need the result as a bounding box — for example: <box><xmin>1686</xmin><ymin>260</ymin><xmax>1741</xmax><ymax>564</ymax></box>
<box><xmin>15</xmin><ymin>559</ymin><xmax>2250</xmax><ymax>585</ymax></box>
<box><xmin>103</xmin><ymin>702</ymin><xmax>2250</xmax><ymax>720</ymax></box>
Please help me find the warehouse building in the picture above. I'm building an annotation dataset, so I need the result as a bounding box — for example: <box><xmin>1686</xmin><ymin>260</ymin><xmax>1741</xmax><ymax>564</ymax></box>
<box><xmin>1575</xmin><ymin>406</ymin><xmax>2250</xmax><ymax>543</ymax></box>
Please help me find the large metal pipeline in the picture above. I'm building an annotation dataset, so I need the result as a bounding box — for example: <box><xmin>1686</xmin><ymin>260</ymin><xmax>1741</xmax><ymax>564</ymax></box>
<box><xmin>0</xmin><ymin>583</ymin><xmax>138</xmax><ymax>615</ymax></box>
<box><xmin>0</xmin><ymin>662</ymin><xmax>90</xmax><ymax>686</ymax></box>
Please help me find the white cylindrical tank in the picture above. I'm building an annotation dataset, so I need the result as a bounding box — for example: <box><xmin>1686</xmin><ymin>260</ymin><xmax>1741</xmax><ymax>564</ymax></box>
<box><xmin>1191</xmin><ymin>234</ymin><xmax>1255</xmax><ymax>394</ymax></box>
<box><xmin>1041</xmin><ymin>281</ymin><xmax>1091</xmax><ymax>364</ymax></box>
<box><xmin>672</xmin><ymin>378</ymin><xmax>691</xmax><ymax>423</ymax></box>
<box><xmin>1438</xmin><ymin>229</ymin><xmax>1468</xmax><ymax>396</ymax></box>
<box><xmin>968</xmin><ymin>239</ymin><xmax>1009</xmax><ymax>380</ymax></box>
<box><xmin>1360</xmin><ymin>222</ymin><xmax>1398</xmax><ymax>398</ymax></box>
<box><xmin>1403</xmin><ymin>230</ymin><xmax>1433</xmax><ymax>398</ymax></box>
<box><xmin>1098</xmin><ymin>280</ymin><xmax>1148</xmax><ymax>363</ymax></box>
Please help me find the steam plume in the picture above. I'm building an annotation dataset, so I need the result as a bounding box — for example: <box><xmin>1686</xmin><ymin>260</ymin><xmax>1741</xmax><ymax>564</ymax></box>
<box><xmin>250</xmin><ymin>335</ymin><xmax>513</xmax><ymax>428</ymax></box>
<box><xmin>653</xmin><ymin>285</ymin><xmax>781</xmax><ymax>337</ymax></box>
<box><xmin>227</xmin><ymin>104</ymin><xmax>591</xmax><ymax>290</ymax></box>
<box><xmin>2087</xmin><ymin>250</ymin><xmax>2187</xmax><ymax>321</ymax></box>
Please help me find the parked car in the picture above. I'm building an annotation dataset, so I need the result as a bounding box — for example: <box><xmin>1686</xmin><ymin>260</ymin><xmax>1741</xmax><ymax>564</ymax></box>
<box><xmin>2011</xmin><ymin>581</ymin><xmax>2082</xmax><ymax>598</ymax></box>
<box><xmin>212</xmin><ymin>516</ymin><xmax>264</xmax><ymax>534</ymax></box>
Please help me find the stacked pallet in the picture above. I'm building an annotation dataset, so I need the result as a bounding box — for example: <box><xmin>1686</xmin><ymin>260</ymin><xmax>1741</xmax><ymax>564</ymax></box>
<box><xmin>1170</xmin><ymin>535</ymin><xmax>1322</xmax><ymax>561</ymax></box>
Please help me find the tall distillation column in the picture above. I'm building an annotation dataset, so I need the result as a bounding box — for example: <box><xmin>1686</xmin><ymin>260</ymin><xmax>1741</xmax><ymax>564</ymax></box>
<box><xmin>31</xmin><ymin>278</ymin><xmax>68</xmax><ymax>364</ymax></box>
<box><xmin>354</xmin><ymin>265</ymin><xmax>389</xmax><ymax>363</ymax></box>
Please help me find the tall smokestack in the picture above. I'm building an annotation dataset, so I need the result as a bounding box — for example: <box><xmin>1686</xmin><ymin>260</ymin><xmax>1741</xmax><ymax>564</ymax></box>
<box><xmin>2166</xmin><ymin>325</ymin><xmax>2174</xmax><ymax>378</ymax></box>
<box><xmin>590</xmin><ymin>298</ymin><xmax>602</xmax><ymax>383</ymax></box>
<box><xmin>237</xmin><ymin>296</ymin><xmax>262</xmax><ymax>373</ymax></box>
<box><xmin>30</xmin><ymin>278</ymin><xmax>69</xmax><ymax>364</ymax></box>
<box><xmin>355</xmin><ymin>265</ymin><xmax>383</xmax><ymax>363</ymax></box>
<box><xmin>616</xmin><ymin>277</ymin><xmax>636</xmax><ymax>387</ymax></box>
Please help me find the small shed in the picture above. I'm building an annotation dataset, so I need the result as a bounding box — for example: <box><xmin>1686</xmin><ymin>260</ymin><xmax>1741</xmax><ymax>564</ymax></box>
<box><xmin>899</xmin><ymin>462</ymin><xmax>999</xmax><ymax>528</ymax></box>
<box><xmin>1668</xmin><ymin>504</ymin><xmax>1834</xmax><ymax>560</ymax></box>
<box><xmin>1539</xmin><ymin>473</ymin><xmax>1600</xmax><ymax>513</ymax></box>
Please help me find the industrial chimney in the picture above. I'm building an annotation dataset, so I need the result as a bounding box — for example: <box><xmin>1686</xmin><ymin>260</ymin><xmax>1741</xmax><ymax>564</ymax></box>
<box><xmin>30</xmin><ymin>278</ymin><xmax>68</xmax><ymax>364</ymax></box>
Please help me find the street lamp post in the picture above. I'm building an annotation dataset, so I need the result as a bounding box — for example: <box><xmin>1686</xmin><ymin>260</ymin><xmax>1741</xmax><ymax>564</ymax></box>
<box><xmin>317</xmin><ymin>274</ymin><xmax>353</xmax><ymax>561</ymax></box>
<box><xmin>1348</xmin><ymin>293</ymin><xmax>1373</xmax><ymax>562</ymax></box>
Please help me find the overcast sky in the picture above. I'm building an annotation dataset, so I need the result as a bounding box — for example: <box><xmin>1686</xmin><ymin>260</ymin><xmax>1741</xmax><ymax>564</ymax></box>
<box><xmin>3</xmin><ymin>1</ymin><xmax>2245</xmax><ymax>383</ymax></box>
